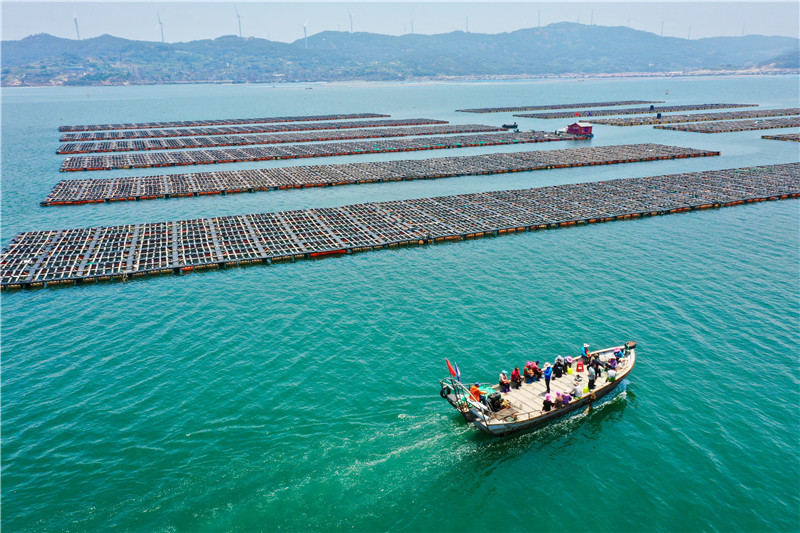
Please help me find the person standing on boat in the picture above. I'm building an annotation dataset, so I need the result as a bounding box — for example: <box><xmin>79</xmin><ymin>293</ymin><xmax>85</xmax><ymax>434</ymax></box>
<box><xmin>591</xmin><ymin>355</ymin><xmax>603</xmax><ymax>380</ymax></box>
<box><xmin>588</xmin><ymin>364</ymin><xmax>596</xmax><ymax>390</ymax></box>
<box><xmin>582</xmin><ymin>343</ymin><xmax>591</xmax><ymax>359</ymax></box>
<box><xmin>543</xmin><ymin>363</ymin><xmax>553</xmax><ymax>393</ymax></box>
<box><xmin>499</xmin><ymin>370</ymin><xmax>511</xmax><ymax>393</ymax></box>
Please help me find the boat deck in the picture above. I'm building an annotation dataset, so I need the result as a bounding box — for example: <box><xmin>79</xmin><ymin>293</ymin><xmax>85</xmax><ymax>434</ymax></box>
<box><xmin>474</xmin><ymin>347</ymin><xmax>635</xmax><ymax>432</ymax></box>
<box><xmin>496</xmin><ymin>358</ymin><xmax>624</xmax><ymax>417</ymax></box>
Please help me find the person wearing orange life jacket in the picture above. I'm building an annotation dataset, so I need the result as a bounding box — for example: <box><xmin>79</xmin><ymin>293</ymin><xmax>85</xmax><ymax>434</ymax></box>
<box><xmin>470</xmin><ymin>383</ymin><xmax>483</xmax><ymax>403</ymax></box>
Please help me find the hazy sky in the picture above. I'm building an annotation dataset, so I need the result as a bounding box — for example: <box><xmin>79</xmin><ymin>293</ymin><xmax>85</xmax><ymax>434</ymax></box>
<box><xmin>2</xmin><ymin>2</ymin><xmax>798</xmax><ymax>44</ymax></box>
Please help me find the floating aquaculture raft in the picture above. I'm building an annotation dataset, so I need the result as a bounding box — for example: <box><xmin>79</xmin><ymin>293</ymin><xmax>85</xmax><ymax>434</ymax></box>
<box><xmin>654</xmin><ymin>117</ymin><xmax>800</xmax><ymax>133</ymax></box>
<box><xmin>514</xmin><ymin>103</ymin><xmax>759</xmax><ymax>119</ymax></box>
<box><xmin>588</xmin><ymin>108</ymin><xmax>800</xmax><ymax>127</ymax></box>
<box><xmin>59</xmin><ymin>131</ymin><xmax>589</xmax><ymax>172</ymax></box>
<box><xmin>456</xmin><ymin>101</ymin><xmax>664</xmax><ymax>113</ymax></box>
<box><xmin>762</xmin><ymin>133</ymin><xmax>800</xmax><ymax>142</ymax></box>
<box><xmin>5</xmin><ymin>163</ymin><xmax>798</xmax><ymax>290</ymax></box>
<box><xmin>43</xmin><ymin>144</ymin><xmax>720</xmax><ymax>206</ymax></box>
<box><xmin>58</xmin><ymin>113</ymin><xmax>390</xmax><ymax>132</ymax></box>
<box><xmin>56</xmin><ymin>124</ymin><xmax>504</xmax><ymax>154</ymax></box>
<box><xmin>59</xmin><ymin>118</ymin><xmax>448</xmax><ymax>142</ymax></box>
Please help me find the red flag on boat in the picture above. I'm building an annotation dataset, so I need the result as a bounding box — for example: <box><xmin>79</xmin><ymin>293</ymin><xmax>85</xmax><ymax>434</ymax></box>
<box><xmin>446</xmin><ymin>358</ymin><xmax>457</xmax><ymax>378</ymax></box>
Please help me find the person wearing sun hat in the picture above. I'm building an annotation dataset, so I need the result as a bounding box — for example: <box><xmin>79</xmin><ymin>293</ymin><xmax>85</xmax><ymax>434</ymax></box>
<box><xmin>499</xmin><ymin>370</ymin><xmax>511</xmax><ymax>393</ymax></box>
<box><xmin>543</xmin><ymin>362</ymin><xmax>553</xmax><ymax>393</ymax></box>
<box><xmin>566</xmin><ymin>355</ymin><xmax>574</xmax><ymax>374</ymax></box>
<box><xmin>541</xmin><ymin>393</ymin><xmax>553</xmax><ymax>413</ymax></box>
<box><xmin>524</xmin><ymin>363</ymin><xmax>535</xmax><ymax>384</ymax></box>
<box><xmin>553</xmin><ymin>391</ymin><xmax>564</xmax><ymax>409</ymax></box>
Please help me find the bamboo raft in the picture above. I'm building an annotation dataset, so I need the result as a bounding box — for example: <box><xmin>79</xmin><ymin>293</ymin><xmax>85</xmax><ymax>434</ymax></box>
<box><xmin>43</xmin><ymin>144</ymin><xmax>719</xmax><ymax>206</ymax></box>
<box><xmin>58</xmin><ymin>131</ymin><xmax>590</xmax><ymax>172</ymax></box>
<box><xmin>762</xmin><ymin>133</ymin><xmax>800</xmax><ymax>142</ymax></box>
<box><xmin>456</xmin><ymin>101</ymin><xmax>664</xmax><ymax>113</ymax></box>
<box><xmin>59</xmin><ymin>118</ymin><xmax>448</xmax><ymax>142</ymax></box>
<box><xmin>58</xmin><ymin>113</ymin><xmax>390</xmax><ymax>132</ymax></box>
<box><xmin>56</xmin><ymin>124</ymin><xmax>504</xmax><ymax>154</ymax></box>
<box><xmin>4</xmin><ymin>163</ymin><xmax>798</xmax><ymax>291</ymax></box>
<box><xmin>514</xmin><ymin>103</ymin><xmax>758</xmax><ymax>119</ymax></box>
<box><xmin>588</xmin><ymin>108</ymin><xmax>800</xmax><ymax>127</ymax></box>
<box><xmin>655</xmin><ymin>117</ymin><xmax>800</xmax><ymax>133</ymax></box>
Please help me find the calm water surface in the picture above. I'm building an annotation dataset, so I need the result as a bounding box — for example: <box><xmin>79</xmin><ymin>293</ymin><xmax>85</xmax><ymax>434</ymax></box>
<box><xmin>2</xmin><ymin>77</ymin><xmax>799</xmax><ymax>532</ymax></box>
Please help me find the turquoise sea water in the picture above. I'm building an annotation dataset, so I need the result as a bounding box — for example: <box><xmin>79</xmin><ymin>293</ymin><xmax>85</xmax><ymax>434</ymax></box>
<box><xmin>2</xmin><ymin>77</ymin><xmax>799</xmax><ymax>532</ymax></box>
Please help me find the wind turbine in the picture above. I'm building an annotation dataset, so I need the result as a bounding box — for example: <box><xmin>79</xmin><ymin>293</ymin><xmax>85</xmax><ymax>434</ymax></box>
<box><xmin>157</xmin><ymin>12</ymin><xmax>165</xmax><ymax>43</ymax></box>
<box><xmin>73</xmin><ymin>10</ymin><xmax>81</xmax><ymax>40</ymax></box>
<box><xmin>303</xmin><ymin>20</ymin><xmax>308</xmax><ymax>49</ymax></box>
<box><xmin>346</xmin><ymin>9</ymin><xmax>353</xmax><ymax>33</ymax></box>
<box><xmin>235</xmin><ymin>6</ymin><xmax>242</xmax><ymax>38</ymax></box>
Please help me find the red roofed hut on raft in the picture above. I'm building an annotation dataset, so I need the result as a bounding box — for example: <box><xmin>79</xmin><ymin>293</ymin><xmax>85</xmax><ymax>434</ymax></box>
<box><xmin>567</xmin><ymin>122</ymin><xmax>594</xmax><ymax>136</ymax></box>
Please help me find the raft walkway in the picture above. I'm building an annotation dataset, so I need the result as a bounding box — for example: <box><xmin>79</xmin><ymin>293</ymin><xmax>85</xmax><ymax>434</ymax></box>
<box><xmin>654</xmin><ymin>117</ymin><xmax>800</xmax><ymax>133</ymax></box>
<box><xmin>59</xmin><ymin>118</ymin><xmax>448</xmax><ymax>142</ymax></box>
<box><xmin>43</xmin><ymin>144</ymin><xmax>719</xmax><ymax>206</ymax></box>
<box><xmin>56</xmin><ymin>124</ymin><xmax>503</xmax><ymax>154</ymax></box>
<box><xmin>59</xmin><ymin>131</ymin><xmax>589</xmax><ymax>172</ymax></box>
<box><xmin>514</xmin><ymin>103</ymin><xmax>758</xmax><ymax>119</ymax></box>
<box><xmin>5</xmin><ymin>162</ymin><xmax>798</xmax><ymax>290</ymax></box>
<box><xmin>762</xmin><ymin>133</ymin><xmax>800</xmax><ymax>142</ymax></box>
<box><xmin>456</xmin><ymin>101</ymin><xmax>663</xmax><ymax>113</ymax></box>
<box><xmin>58</xmin><ymin>113</ymin><xmax>390</xmax><ymax>132</ymax></box>
<box><xmin>588</xmin><ymin>108</ymin><xmax>800</xmax><ymax>127</ymax></box>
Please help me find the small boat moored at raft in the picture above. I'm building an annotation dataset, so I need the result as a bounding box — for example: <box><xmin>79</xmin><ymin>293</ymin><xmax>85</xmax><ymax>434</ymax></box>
<box><xmin>439</xmin><ymin>342</ymin><xmax>636</xmax><ymax>436</ymax></box>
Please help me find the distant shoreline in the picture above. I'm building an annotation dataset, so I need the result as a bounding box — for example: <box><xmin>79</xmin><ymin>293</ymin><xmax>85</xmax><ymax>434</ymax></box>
<box><xmin>3</xmin><ymin>68</ymin><xmax>797</xmax><ymax>88</ymax></box>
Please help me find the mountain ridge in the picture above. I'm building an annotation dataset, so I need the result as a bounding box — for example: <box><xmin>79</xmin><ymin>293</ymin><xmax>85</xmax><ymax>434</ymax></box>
<box><xmin>3</xmin><ymin>23</ymin><xmax>797</xmax><ymax>86</ymax></box>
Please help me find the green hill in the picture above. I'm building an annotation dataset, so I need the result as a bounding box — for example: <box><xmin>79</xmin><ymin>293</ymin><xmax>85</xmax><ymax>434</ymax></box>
<box><xmin>2</xmin><ymin>23</ymin><xmax>797</xmax><ymax>86</ymax></box>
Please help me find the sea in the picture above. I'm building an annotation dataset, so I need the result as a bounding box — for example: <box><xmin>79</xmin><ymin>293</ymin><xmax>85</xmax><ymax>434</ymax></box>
<box><xmin>2</xmin><ymin>76</ymin><xmax>799</xmax><ymax>533</ymax></box>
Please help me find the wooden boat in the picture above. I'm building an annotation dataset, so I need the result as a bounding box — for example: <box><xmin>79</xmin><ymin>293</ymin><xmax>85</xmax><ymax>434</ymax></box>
<box><xmin>439</xmin><ymin>341</ymin><xmax>636</xmax><ymax>436</ymax></box>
